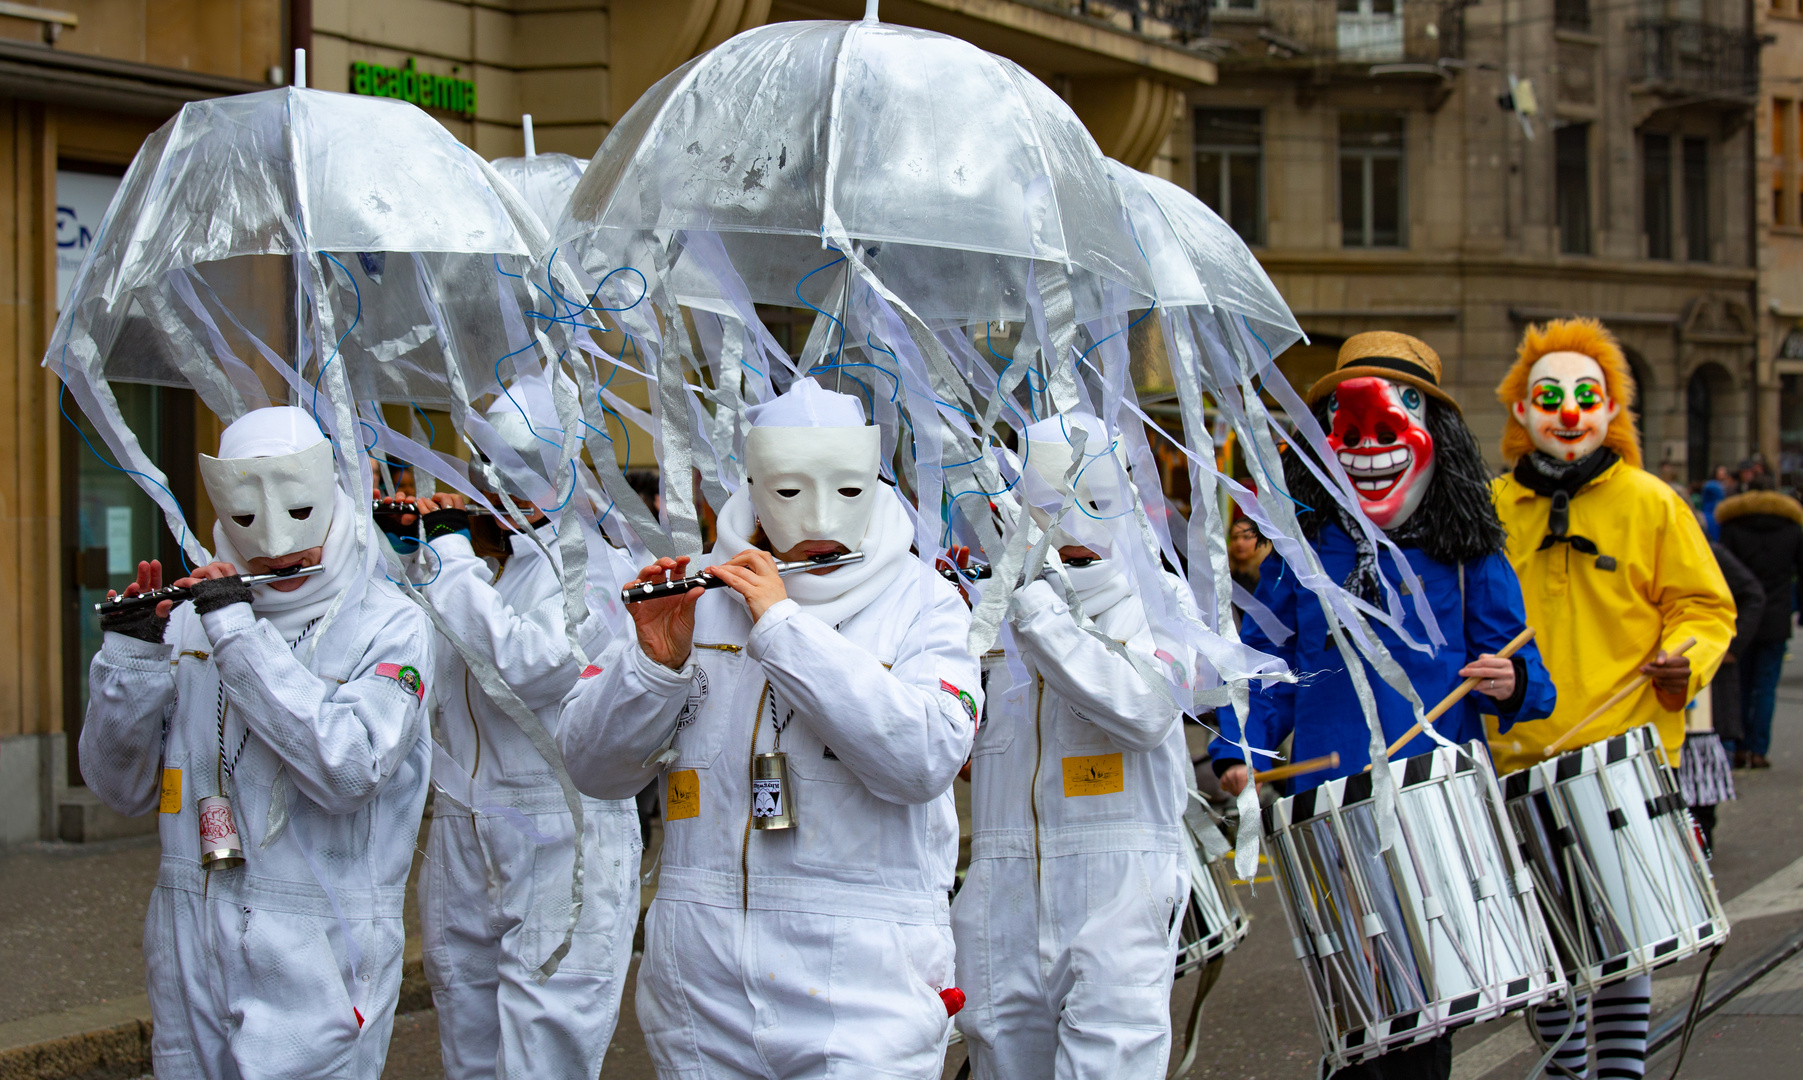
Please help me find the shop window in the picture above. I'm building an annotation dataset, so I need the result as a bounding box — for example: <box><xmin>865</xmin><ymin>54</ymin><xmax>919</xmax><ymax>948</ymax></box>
<box><xmin>1645</xmin><ymin>133</ymin><xmax>1673</xmax><ymax>259</ymax></box>
<box><xmin>1556</xmin><ymin>0</ymin><xmax>1590</xmax><ymax>30</ymax></box>
<box><xmin>1340</xmin><ymin>112</ymin><xmax>1406</xmax><ymax>249</ymax></box>
<box><xmin>1194</xmin><ymin>108</ymin><xmax>1263</xmax><ymax>246</ymax></box>
<box><xmin>1556</xmin><ymin>123</ymin><xmax>1591</xmax><ymax>255</ymax></box>
<box><xmin>62</xmin><ymin>385</ymin><xmax>196</xmax><ymax>786</ymax></box>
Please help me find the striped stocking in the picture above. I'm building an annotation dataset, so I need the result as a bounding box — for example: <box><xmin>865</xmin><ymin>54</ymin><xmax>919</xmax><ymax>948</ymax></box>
<box><xmin>1529</xmin><ymin>975</ymin><xmax>1653</xmax><ymax>1079</ymax></box>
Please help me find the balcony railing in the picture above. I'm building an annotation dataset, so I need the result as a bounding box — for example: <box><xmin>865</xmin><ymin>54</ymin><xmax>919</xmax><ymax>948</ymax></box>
<box><xmin>1632</xmin><ymin>19</ymin><xmax>1760</xmax><ymax>100</ymax></box>
<box><xmin>1079</xmin><ymin>0</ymin><xmax>1214</xmax><ymax>41</ymax></box>
<box><xmin>1208</xmin><ymin>0</ymin><xmax>1464</xmax><ymax>70</ymax></box>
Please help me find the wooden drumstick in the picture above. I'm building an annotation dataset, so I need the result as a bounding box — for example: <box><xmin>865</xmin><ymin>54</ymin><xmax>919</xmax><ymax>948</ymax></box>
<box><xmin>1252</xmin><ymin>753</ymin><xmax>1340</xmax><ymax>785</ymax></box>
<box><xmin>1380</xmin><ymin>626</ymin><xmax>1537</xmax><ymax>761</ymax></box>
<box><xmin>1541</xmin><ymin>636</ymin><xmax>1697</xmax><ymax>757</ymax></box>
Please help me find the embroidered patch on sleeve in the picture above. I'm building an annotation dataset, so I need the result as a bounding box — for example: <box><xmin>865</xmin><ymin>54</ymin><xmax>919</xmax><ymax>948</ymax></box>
<box><xmin>940</xmin><ymin>679</ymin><xmax>977</xmax><ymax>720</ymax></box>
<box><xmin>579</xmin><ymin>664</ymin><xmax>604</xmax><ymax>679</ymax></box>
<box><xmin>376</xmin><ymin>662</ymin><xmax>425</xmax><ymax>701</ymax></box>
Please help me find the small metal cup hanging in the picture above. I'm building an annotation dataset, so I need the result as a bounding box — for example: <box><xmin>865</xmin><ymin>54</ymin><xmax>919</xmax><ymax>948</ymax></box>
<box><xmin>751</xmin><ymin>752</ymin><xmax>796</xmax><ymax>831</ymax></box>
<box><xmin>196</xmin><ymin>795</ymin><xmax>245</xmax><ymax>869</ymax></box>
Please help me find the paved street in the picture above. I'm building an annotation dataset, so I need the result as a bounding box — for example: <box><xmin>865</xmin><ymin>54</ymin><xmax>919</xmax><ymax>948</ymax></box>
<box><xmin>4</xmin><ymin>657</ymin><xmax>1801</xmax><ymax>1080</ymax></box>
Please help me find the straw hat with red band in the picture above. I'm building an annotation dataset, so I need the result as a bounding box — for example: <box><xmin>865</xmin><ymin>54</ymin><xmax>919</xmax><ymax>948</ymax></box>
<box><xmin>1304</xmin><ymin>331</ymin><xmax>1461</xmax><ymax>415</ymax></box>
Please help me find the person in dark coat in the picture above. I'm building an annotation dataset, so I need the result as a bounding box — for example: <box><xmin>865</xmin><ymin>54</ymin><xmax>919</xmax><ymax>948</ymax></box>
<box><xmin>1682</xmin><ymin>532</ymin><xmax>1762</xmax><ymax>851</ymax></box>
<box><xmin>1714</xmin><ymin>488</ymin><xmax>1803</xmax><ymax>767</ymax></box>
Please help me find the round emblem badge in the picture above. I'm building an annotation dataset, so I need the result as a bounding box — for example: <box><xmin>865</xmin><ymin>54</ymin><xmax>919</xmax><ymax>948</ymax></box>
<box><xmin>398</xmin><ymin>666</ymin><xmax>423</xmax><ymax>699</ymax></box>
<box><xmin>675</xmin><ymin>668</ymin><xmax>709</xmax><ymax>730</ymax></box>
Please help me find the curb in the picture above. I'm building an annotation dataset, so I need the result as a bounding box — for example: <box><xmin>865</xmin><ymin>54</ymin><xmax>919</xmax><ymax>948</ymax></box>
<box><xmin>0</xmin><ymin>955</ymin><xmax>431</xmax><ymax>1080</ymax></box>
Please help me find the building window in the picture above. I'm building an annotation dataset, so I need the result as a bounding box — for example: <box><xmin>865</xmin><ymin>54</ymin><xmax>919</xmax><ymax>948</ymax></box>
<box><xmin>1555</xmin><ymin>0</ymin><xmax>1590</xmax><ymax>30</ymax></box>
<box><xmin>1194</xmin><ymin>108</ymin><xmax>1263</xmax><ymax>246</ymax></box>
<box><xmin>1556</xmin><ymin>123</ymin><xmax>1591</xmax><ymax>255</ymax></box>
<box><xmin>1684</xmin><ymin>136</ymin><xmax>1710</xmax><ymax>261</ymax></box>
<box><xmin>1210</xmin><ymin>0</ymin><xmax>1259</xmax><ymax>12</ymax></box>
<box><xmin>1645</xmin><ymin>133</ymin><xmax>1673</xmax><ymax>259</ymax></box>
<box><xmin>1339</xmin><ymin>112</ymin><xmax>1405</xmax><ymax>248</ymax></box>
<box><xmin>1337</xmin><ymin>0</ymin><xmax>1403</xmax><ymax>63</ymax></box>
<box><xmin>1776</xmin><ymin>98</ymin><xmax>1795</xmax><ymax>227</ymax></box>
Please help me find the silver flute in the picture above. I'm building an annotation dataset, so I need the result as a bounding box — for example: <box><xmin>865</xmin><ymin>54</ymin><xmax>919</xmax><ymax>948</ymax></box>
<box><xmin>94</xmin><ymin>564</ymin><xmax>327</xmax><ymax>616</ymax></box>
<box><xmin>622</xmin><ymin>551</ymin><xmax>865</xmax><ymax>604</ymax></box>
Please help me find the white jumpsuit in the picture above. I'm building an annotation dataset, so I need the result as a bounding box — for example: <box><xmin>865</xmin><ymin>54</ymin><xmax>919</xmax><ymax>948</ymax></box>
<box><xmin>952</xmin><ymin>578</ymin><xmax>1190</xmax><ymax>1079</ymax></box>
<box><xmin>418</xmin><ymin>528</ymin><xmax>641</xmax><ymax>1080</ymax></box>
<box><xmin>558</xmin><ymin>568</ymin><xmax>978</xmax><ymax>1080</ymax></box>
<box><xmin>80</xmin><ymin>581</ymin><xmax>431</xmax><ymax>1080</ymax></box>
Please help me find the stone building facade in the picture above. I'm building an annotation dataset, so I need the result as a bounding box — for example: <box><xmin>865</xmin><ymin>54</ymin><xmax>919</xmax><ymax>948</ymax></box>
<box><xmin>1184</xmin><ymin>0</ymin><xmax>1762</xmax><ymax>476</ymax></box>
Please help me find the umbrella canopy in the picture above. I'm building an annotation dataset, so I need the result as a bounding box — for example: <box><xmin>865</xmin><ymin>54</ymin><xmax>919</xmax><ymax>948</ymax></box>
<box><xmin>553</xmin><ymin>17</ymin><xmax>1152</xmax><ymax>325</ymax></box>
<box><xmin>46</xmin><ymin>87</ymin><xmax>567</xmax><ymax>568</ymax></box>
<box><xmin>491</xmin><ymin>151</ymin><xmax>586</xmax><ymax>237</ymax></box>
<box><xmin>1109</xmin><ymin>162</ymin><xmax>1302</xmax><ymax>352</ymax></box>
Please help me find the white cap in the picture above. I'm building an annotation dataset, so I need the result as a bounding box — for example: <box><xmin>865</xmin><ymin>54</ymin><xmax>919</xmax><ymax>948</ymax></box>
<box><xmin>1024</xmin><ymin>413</ymin><xmax>1104</xmax><ymax>452</ymax></box>
<box><xmin>486</xmin><ymin>377</ymin><xmax>564</xmax><ymax>458</ymax></box>
<box><xmin>217</xmin><ymin>405</ymin><xmax>328</xmax><ymax>458</ymax></box>
<box><xmin>746</xmin><ymin>378</ymin><xmax>866</xmax><ymax>428</ymax></box>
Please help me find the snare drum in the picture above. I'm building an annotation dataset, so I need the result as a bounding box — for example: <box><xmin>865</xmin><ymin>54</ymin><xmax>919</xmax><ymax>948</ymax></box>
<box><xmin>1176</xmin><ymin>854</ymin><xmax>1250</xmax><ymax>977</ymax></box>
<box><xmin>1264</xmin><ymin>741</ymin><xmax>1566</xmax><ymax>1070</ymax></box>
<box><xmin>1502</xmin><ymin>723</ymin><xmax>1729</xmax><ymax>991</ymax></box>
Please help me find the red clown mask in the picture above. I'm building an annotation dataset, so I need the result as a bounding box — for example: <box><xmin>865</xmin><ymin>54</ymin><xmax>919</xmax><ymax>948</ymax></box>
<box><xmin>1325</xmin><ymin>376</ymin><xmax>1438</xmax><ymax>529</ymax></box>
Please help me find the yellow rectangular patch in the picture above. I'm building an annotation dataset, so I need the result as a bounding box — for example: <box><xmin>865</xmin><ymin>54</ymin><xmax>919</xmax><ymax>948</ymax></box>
<box><xmin>1062</xmin><ymin>753</ymin><xmax>1125</xmax><ymax>797</ymax></box>
<box><xmin>666</xmin><ymin>769</ymin><xmax>700</xmax><ymax>821</ymax></box>
<box><xmin>159</xmin><ymin>768</ymin><xmax>182</xmax><ymax>814</ymax></box>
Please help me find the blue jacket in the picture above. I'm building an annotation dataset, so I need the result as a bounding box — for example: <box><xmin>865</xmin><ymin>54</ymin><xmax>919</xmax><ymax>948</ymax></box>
<box><xmin>1210</xmin><ymin>524</ymin><xmax>1555</xmax><ymax>792</ymax></box>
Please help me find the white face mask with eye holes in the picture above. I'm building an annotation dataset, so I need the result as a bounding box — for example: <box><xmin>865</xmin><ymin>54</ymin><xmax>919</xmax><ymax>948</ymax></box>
<box><xmin>198</xmin><ymin>438</ymin><xmax>337</xmax><ymax>560</ymax></box>
<box><xmin>742</xmin><ymin>425</ymin><xmax>881</xmax><ymax>554</ymax></box>
<box><xmin>1021</xmin><ymin>424</ymin><xmax>1133</xmax><ymax>558</ymax></box>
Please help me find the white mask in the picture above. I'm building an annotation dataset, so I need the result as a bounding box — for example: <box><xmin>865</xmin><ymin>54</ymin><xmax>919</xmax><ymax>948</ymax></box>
<box><xmin>199</xmin><ymin>437</ymin><xmax>337</xmax><ymax>561</ymax></box>
<box><xmin>742</xmin><ymin>425</ymin><xmax>880</xmax><ymax>554</ymax></box>
<box><xmin>1021</xmin><ymin>418</ymin><xmax>1132</xmax><ymax>558</ymax></box>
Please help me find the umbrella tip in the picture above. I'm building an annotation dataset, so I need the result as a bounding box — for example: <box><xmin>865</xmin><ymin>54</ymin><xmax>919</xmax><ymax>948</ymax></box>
<box><xmin>522</xmin><ymin>114</ymin><xmax>536</xmax><ymax>158</ymax></box>
<box><xmin>863</xmin><ymin>0</ymin><xmax>879</xmax><ymax>21</ymax></box>
<box><xmin>293</xmin><ymin>47</ymin><xmax>306</xmax><ymax>90</ymax></box>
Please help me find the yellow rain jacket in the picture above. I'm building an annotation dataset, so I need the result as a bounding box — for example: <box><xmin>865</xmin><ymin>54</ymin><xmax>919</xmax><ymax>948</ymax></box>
<box><xmin>1488</xmin><ymin>459</ymin><xmax>1735</xmax><ymax>772</ymax></box>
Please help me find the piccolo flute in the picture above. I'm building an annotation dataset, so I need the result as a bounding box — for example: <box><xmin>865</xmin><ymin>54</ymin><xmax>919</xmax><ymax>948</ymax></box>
<box><xmin>936</xmin><ymin>556</ymin><xmax>1099</xmax><ymax>584</ymax></box>
<box><xmin>94</xmin><ymin>564</ymin><xmax>327</xmax><ymax>616</ymax></box>
<box><xmin>372</xmin><ymin>500</ymin><xmax>504</xmax><ymax>520</ymax></box>
<box><xmin>622</xmin><ymin>551</ymin><xmax>865</xmax><ymax>604</ymax></box>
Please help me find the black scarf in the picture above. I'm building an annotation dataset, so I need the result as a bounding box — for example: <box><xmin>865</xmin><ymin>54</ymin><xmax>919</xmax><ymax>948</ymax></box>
<box><xmin>1512</xmin><ymin>450</ymin><xmax>1619</xmax><ymax>566</ymax></box>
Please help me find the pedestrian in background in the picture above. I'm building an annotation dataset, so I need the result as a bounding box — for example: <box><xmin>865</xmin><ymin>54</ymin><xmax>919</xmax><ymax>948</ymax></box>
<box><xmin>1700</xmin><ymin>470</ymin><xmax>1728</xmax><ymax>540</ymax></box>
<box><xmin>1227</xmin><ymin>516</ymin><xmax>1270</xmax><ymax>595</ymax></box>
<box><xmin>1715</xmin><ymin>484</ymin><xmax>1803</xmax><ymax>768</ymax></box>
<box><xmin>1682</xmin><ymin>523</ymin><xmax>1762</xmax><ymax>853</ymax></box>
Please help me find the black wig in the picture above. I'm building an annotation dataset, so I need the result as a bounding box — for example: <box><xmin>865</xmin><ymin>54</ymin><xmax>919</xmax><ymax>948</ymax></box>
<box><xmin>1285</xmin><ymin>395</ymin><xmax>1507</xmax><ymax>568</ymax></box>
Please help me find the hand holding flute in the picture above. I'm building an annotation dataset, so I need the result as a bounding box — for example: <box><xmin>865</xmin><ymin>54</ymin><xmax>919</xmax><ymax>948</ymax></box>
<box><xmin>624</xmin><ymin>550</ymin><xmax>864</xmax><ymax>670</ymax></box>
<box><xmin>98</xmin><ymin>560</ymin><xmax>327</xmax><ymax>618</ymax></box>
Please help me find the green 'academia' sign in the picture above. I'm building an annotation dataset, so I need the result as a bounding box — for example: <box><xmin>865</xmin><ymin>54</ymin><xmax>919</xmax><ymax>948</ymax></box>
<box><xmin>350</xmin><ymin>59</ymin><xmax>476</xmax><ymax>117</ymax></box>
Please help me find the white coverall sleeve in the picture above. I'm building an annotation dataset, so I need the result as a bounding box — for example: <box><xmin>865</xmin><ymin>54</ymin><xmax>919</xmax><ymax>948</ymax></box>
<box><xmin>1007</xmin><ymin>579</ymin><xmax>1179</xmax><ymax>754</ymax></box>
<box><xmin>748</xmin><ymin>588</ymin><xmax>978</xmax><ymax>806</ymax></box>
<box><xmin>557</xmin><ymin>637</ymin><xmax>696</xmax><ymax>800</ymax></box>
<box><xmin>202</xmin><ymin>600</ymin><xmax>429</xmax><ymax>815</ymax></box>
<box><xmin>79</xmin><ymin>631</ymin><xmax>177</xmax><ymax>818</ymax></box>
<box><xmin>425</xmin><ymin>533</ymin><xmax>581</xmax><ymax>715</ymax></box>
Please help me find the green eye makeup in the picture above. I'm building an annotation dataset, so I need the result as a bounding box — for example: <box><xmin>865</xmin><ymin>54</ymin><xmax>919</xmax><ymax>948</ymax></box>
<box><xmin>1532</xmin><ymin>385</ymin><xmax>1565</xmax><ymax>411</ymax></box>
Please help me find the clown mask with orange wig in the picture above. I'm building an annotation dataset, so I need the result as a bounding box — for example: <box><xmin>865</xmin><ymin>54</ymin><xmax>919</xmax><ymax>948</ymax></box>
<box><xmin>1497</xmin><ymin>317</ymin><xmax>1641</xmax><ymax>470</ymax></box>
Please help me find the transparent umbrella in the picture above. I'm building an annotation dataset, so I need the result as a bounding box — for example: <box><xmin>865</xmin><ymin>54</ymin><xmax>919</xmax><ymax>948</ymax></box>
<box><xmin>490</xmin><ymin>148</ymin><xmax>586</xmax><ymax>239</ymax></box>
<box><xmin>46</xmin><ymin>86</ymin><xmax>564</xmax><ymax>564</ymax></box>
